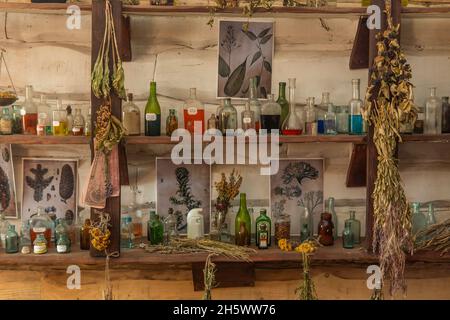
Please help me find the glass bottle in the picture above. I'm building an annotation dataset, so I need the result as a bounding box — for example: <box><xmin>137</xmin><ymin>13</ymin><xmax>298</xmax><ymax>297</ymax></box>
<box><xmin>22</xmin><ymin>85</ymin><xmax>38</xmax><ymax>135</ymax></box>
<box><xmin>166</xmin><ymin>109</ymin><xmax>178</xmax><ymax>136</ymax></box>
<box><xmin>5</xmin><ymin>225</ymin><xmax>19</xmax><ymax>253</ymax></box>
<box><xmin>55</xmin><ymin>218</ymin><xmax>69</xmax><ymax>244</ymax></box>
<box><xmin>336</xmin><ymin>106</ymin><xmax>350</xmax><ymax>133</ymax></box>
<box><xmin>411</xmin><ymin>202</ymin><xmax>427</xmax><ymax>235</ymax></box>
<box><xmin>80</xmin><ymin>219</ymin><xmax>91</xmax><ymax>250</ymax></box>
<box><xmin>219</xmin><ymin>98</ymin><xmax>237</xmax><ymax>135</ymax></box>
<box><xmin>144</xmin><ymin>81</ymin><xmax>161</xmax><ymax>136</ymax></box>
<box><xmin>255</xmin><ymin>209</ymin><xmax>271</xmax><ymax>248</ymax></box>
<box><xmin>324</xmin><ymin>104</ymin><xmax>337</xmax><ymax>135</ymax></box>
<box><xmin>346</xmin><ymin>210</ymin><xmax>361</xmax><ymax>244</ymax></box>
<box><xmin>29</xmin><ymin>207</ymin><xmax>53</xmax><ymax>248</ymax></box>
<box><xmin>318</xmin><ymin>212</ymin><xmax>334</xmax><ymax>246</ymax></box>
<box><xmin>274</xmin><ymin>214</ymin><xmax>290</xmax><ymax>243</ymax></box>
<box><xmin>277</xmin><ymin>82</ymin><xmax>289</xmax><ymax>129</ymax></box>
<box><xmin>183</xmin><ymin>88</ymin><xmax>205</xmax><ymax>134</ymax></box>
<box><xmin>349</xmin><ymin>79</ymin><xmax>363</xmax><ymax>135</ymax></box>
<box><xmin>66</xmin><ymin>105</ymin><xmax>73</xmax><ymax>134</ymax></box>
<box><xmin>56</xmin><ymin>233</ymin><xmax>71</xmax><ymax>253</ymax></box>
<box><xmin>147</xmin><ymin>210</ymin><xmax>157</xmax><ymax>241</ymax></box>
<box><xmin>305</xmin><ymin>97</ymin><xmax>317</xmax><ymax>135</ymax></box>
<box><xmin>215</xmin><ymin>101</ymin><xmax>224</xmax><ymax>132</ymax></box>
<box><xmin>120</xmin><ymin>215</ymin><xmax>134</xmax><ymax>249</ymax></box>
<box><xmin>342</xmin><ymin>221</ymin><xmax>354</xmax><ymax>249</ymax></box>
<box><xmin>241</xmin><ymin>102</ymin><xmax>255</xmax><ymax>131</ymax></box>
<box><xmin>319</xmin><ymin>92</ymin><xmax>333</xmax><ymax>134</ymax></box>
<box><xmin>52</xmin><ymin>99</ymin><xmax>68</xmax><ymax>136</ymax></box>
<box><xmin>300</xmin><ymin>223</ymin><xmax>309</xmax><ymax>243</ymax></box>
<box><xmin>122</xmin><ymin>93</ymin><xmax>141</xmax><ymax>136</ymax></box>
<box><xmin>163</xmin><ymin>208</ymin><xmax>179</xmax><ymax>244</ymax></box>
<box><xmin>248</xmin><ymin>77</ymin><xmax>261</xmax><ymax>132</ymax></box>
<box><xmin>72</xmin><ymin>108</ymin><xmax>85</xmax><ymax>136</ymax></box>
<box><xmin>317</xmin><ymin>114</ymin><xmax>325</xmax><ymax>135</ymax></box>
<box><xmin>19</xmin><ymin>221</ymin><xmax>31</xmax><ymax>253</ymax></box>
<box><xmin>426</xmin><ymin>203</ymin><xmax>437</xmax><ymax>226</ymax></box>
<box><xmin>442</xmin><ymin>97</ymin><xmax>450</xmax><ymax>134</ymax></box>
<box><xmin>207</xmin><ymin>114</ymin><xmax>217</xmax><ymax>130</ymax></box>
<box><xmin>0</xmin><ymin>107</ymin><xmax>13</xmax><ymax>135</ymax></box>
<box><xmin>261</xmin><ymin>94</ymin><xmax>281</xmax><ymax>134</ymax></box>
<box><xmin>0</xmin><ymin>213</ymin><xmax>9</xmax><ymax>248</ymax></box>
<box><xmin>12</xmin><ymin>105</ymin><xmax>23</xmax><ymax>134</ymax></box>
<box><xmin>235</xmin><ymin>193</ymin><xmax>251</xmax><ymax>246</ymax></box>
<box><xmin>327</xmin><ymin>197</ymin><xmax>338</xmax><ymax>240</ymax></box>
<box><xmin>149</xmin><ymin>214</ymin><xmax>164</xmax><ymax>245</ymax></box>
<box><xmin>414</xmin><ymin>106</ymin><xmax>425</xmax><ymax>134</ymax></box>
<box><xmin>281</xmin><ymin>78</ymin><xmax>302</xmax><ymax>135</ymax></box>
<box><xmin>84</xmin><ymin>108</ymin><xmax>92</xmax><ymax>136</ymax></box>
<box><xmin>425</xmin><ymin>88</ymin><xmax>442</xmax><ymax>134</ymax></box>
<box><xmin>33</xmin><ymin>233</ymin><xmax>47</xmax><ymax>254</ymax></box>
<box><xmin>37</xmin><ymin>95</ymin><xmax>52</xmax><ymax>136</ymax></box>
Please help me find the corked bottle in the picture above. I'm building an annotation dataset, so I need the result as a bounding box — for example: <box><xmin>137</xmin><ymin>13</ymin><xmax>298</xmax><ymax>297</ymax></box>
<box><xmin>318</xmin><ymin>212</ymin><xmax>334</xmax><ymax>246</ymax></box>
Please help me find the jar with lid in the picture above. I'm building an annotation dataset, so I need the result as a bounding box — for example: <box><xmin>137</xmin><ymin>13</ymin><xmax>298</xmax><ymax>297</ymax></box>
<box><xmin>342</xmin><ymin>221</ymin><xmax>354</xmax><ymax>249</ymax></box>
<box><xmin>0</xmin><ymin>107</ymin><xmax>13</xmax><ymax>135</ymax></box>
<box><xmin>219</xmin><ymin>98</ymin><xmax>237</xmax><ymax>135</ymax></box>
<box><xmin>12</xmin><ymin>105</ymin><xmax>23</xmax><ymax>134</ymax></box>
<box><xmin>274</xmin><ymin>214</ymin><xmax>290</xmax><ymax>243</ymax></box>
<box><xmin>122</xmin><ymin>93</ymin><xmax>141</xmax><ymax>136</ymax></box>
<box><xmin>56</xmin><ymin>233</ymin><xmax>71</xmax><ymax>253</ymax></box>
<box><xmin>5</xmin><ymin>225</ymin><xmax>19</xmax><ymax>253</ymax></box>
<box><xmin>72</xmin><ymin>108</ymin><xmax>85</xmax><ymax>136</ymax></box>
<box><xmin>120</xmin><ymin>215</ymin><xmax>134</xmax><ymax>249</ymax></box>
<box><xmin>37</xmin><ymin>95</ymin><xmax>52</xmax><ymax>136</ymax></box>
<box><xmin>318</xmin><ymin>212</ymin><xmax>334</xmax><ymax>246</ymax></box>
<box><xmin>166</xmin><ymin>109</ymin><xmax>178</xmax><ymax>136</ymax></box>
<box><xmin>22</xmin><ymin>85</ymin><xmax>38</xmax><ymax>135</ymax></box>
<box><xmin>33</xmin><ymin>233</ymin><xmax>47</xmax><ymax>254</ymax></box>
<box><xmin>52</xmin><ymin>99</ymin><xmax>68</xmax><ymax>136</ymax></box>
<box><xmin>261</xmin><ymin>94</ymin><xmax>281</xmax><ymax>134</ymax></box>
<box><xmin>163</xmin><ymin>208</ymin><xmax>179</xmax><ymax>244</ymax></box>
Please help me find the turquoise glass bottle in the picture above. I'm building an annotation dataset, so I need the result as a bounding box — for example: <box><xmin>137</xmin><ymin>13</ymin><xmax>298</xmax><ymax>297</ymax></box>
<box><xmin>346</xmin><ymin>210</ymin><xmax>361</xmax><ymax>244</ymax></box>
<box><xmin>342</xmin><ymin>221</ymin><xmax>354</xmax><ymax>249</ymax></box>
<box><xmin>6</xmin><ymin>225</ymin><xmax>19</xmax><ymax>253</ymax></box>
<box><xmin>56</xmin><ymin>233</ymin><xmax>71</xmax><ymax>253</ymax></box>
<box><xmin>144</xmin><ymin>81</ymin><xmax>161</xmax><ymax>136</ymax></box>
<box><xmin>411</xmin><ymin>202</ymin><xmax>427</xmax><ymax>234</ymax></box>
<box><xmin>426</xmin><ymin>203</ymin><xmax>437</xmax><ymax>226</ymax></box>
<box><xmin>235</xmin><ymin>193</ymin><xmax>251</xmax><ymax>246</ymax></box>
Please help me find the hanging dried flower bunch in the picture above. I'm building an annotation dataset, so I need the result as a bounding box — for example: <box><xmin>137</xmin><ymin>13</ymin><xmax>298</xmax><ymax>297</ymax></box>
<box><xmin>362</xmin><ymin>0</ymin><xmax>417</xmax><ymax>296</ymax></box>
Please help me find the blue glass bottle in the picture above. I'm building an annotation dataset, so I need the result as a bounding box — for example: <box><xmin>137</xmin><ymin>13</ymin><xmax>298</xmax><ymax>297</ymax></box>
<box><xmin>349</xmin><ymin>79</ymin><xmax>363</xmax><ymax>135</ymax></box>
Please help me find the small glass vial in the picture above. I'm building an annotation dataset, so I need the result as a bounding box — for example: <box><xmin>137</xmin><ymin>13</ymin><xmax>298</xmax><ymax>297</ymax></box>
<box><xmin>0</xmin><ymin>107</ymin><xmax>13</xmax><ymax>135</ymax></box>
<box><xmin>241</xmin><ymin>102</ymin><xmax>255</xmax><ymax>131</ymax></box>
<box><xmin>166</xmin><ymin>109</ymin><xmax>178</xmax><ymax>136</ymax></box>
<box><xmin>12</xmin><ymin>105</ymin><xmax>23</xmax><ymax>134</ymax></box>
<box><xmin>261</xmin><ymin>94</ymin><xmax>281</xmax><ymax>134</ymax></box>
<box><xmin>120</xmin><ymin>215</ymin><xmax>134</xmax><ymax>249</ymax></box>
<box><xmin>5</xmin><ymin>225</ymin><xmax>19</xmax><ymax>253</ymax></box>
<box><xmin>305</xmin><ymin>97</ymin><xmax>316</xmax><ymax>135</ymax></box>
<box><xmin>183</xmin><ymin>88</ymin><xmax>205</xmax><ymax>134</ymax></box>
<box><xmin>163</xmin><ymin>208</ymin><xmax>179</xmax><ymax>244</ymax></box>
<box><xmin>56</xmin><ymin>233</ymin><xmax>71</xmax><ymax>254</ymax></box>
<box><xmin>349</xmin><ymin>79</ymin><xmax>363</xmax><ymax>135</ymax></box>
<box><xmin>72</xmin><ymin>108</ymin><xmax>85</xmax><ymax>136</ymax></box>
<box><xmin>122</xmin><ymin>93</ymin><xmax>141</xmax><ymax>136</ymax></box>
<box><xmin>215</xmin><ymin>101</ymin><xmax>224</xmax><ymax>132</ymax></box>
<box><xmin>207</xmin><ymin>113</ymin><xmax>217</xmax><ymax>130</ymax></box>
<box><xmin>324</xmin><ymin>104</ymin><xmax>337</xmax><ymax>135</ymax></box>
<box><xmin>336</xmin><ymin>106</ymin><xmax>350</xmax><ymax>134</ymax></box>
<box><xmin>66</xmin><ymin>105</ymin><xmax>74</xmax><ymax>134</ymax></box>
<box><xmin>37</xmin><ymin>95</ymin><xmax>52</xmax><ymax>136</ymax></box>
<box><xmin>274</xmin><ymin>214</ymin><xmax>291</xmax><ymax>243</ymax></box>
<box><xmin>342</xmin><ymin>221</ymin><xmax>354</xmax><ymax>249</ymax></box>
<box><xmin>346</xmin><ymin>210</ymin><xmax>361</xmax><ymax>244</ymax></box>
<box><xmin>52</xmin><ymin>100</ymin><xmax>68</xmax><ymax>136</ymax></box>
<box><xmin>84</xmin><ymin>108</ymin><xmax>92</xmax><ymax>136</ymax></box>
<box><xmin>426</xmin><ymin>203</ymin><xmax>437</xmax><ymax>226</ymax></box>
<box><xmin>33</xmin><ymin>233</ymin><xmax>48</xmax><ymax>254</ymax></box>
<box><xmin>219</xmin><ymin>98</ymin><xmax>237</xmax><ymax>135</ymax></box>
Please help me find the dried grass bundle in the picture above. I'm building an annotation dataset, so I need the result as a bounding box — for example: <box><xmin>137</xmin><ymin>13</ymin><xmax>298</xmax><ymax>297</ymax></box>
<box><xmin>415</xmin><ymin>219</ymin><xmax>450</xmax><ymax>255</ymax></box>
<box><xmin>202</xmin><ymin>253</ymin><xmax>218</xmax><ymax>300</ymax></box>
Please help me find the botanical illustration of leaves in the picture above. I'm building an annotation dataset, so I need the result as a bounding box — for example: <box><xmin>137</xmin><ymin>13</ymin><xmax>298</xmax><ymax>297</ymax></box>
<box><xmin>0</xmin><ymin>166</ymin><xmax>10</xmax><ymax>211</ymax></box>
<box><xmin>258</xmin><ymin>27</ymin><xmax>272</xmax><ymax>38</ymax></box>
<box><xmin>260</xmin><ymin>87</ymin><xmax>267</xmax><ymax>98</ymax></box>
<box><xmin>242</xmin><ymin>29</ymin><xmax>257</xmax><ymax>41</ymax></box>
<box><xmin>251</xmin><ymin>51</ymin><xmax>262</xmax><ymax>66</ymax></box>
<box><xmin>224</xmin><ymin>57</ymin><xmax>247</xmax><ymax>97</ymax></box>
<box><xmin>263</xmin><ymin>60</ymin><xmax>272</xmax><ymax>73</ymax></box>
<box><xmin>260</xmin><ymin>34</ymin><xmax>273</xmax><ymax>45</ymax></box>
<box><xmin>218</xmin><ymin>55</ymin><xmax>230</xmax><ymax>78</ymax></box>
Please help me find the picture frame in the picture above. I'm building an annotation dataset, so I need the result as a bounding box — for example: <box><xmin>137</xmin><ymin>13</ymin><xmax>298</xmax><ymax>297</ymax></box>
<box><xmin>0</xmin><ymin>144</ymin><xmax>18</xmax><ymax>219</ymax></box>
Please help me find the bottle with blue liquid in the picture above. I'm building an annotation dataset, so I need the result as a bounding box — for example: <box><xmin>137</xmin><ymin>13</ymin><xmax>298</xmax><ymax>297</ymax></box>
<box><xmin>349</xmin><ymin>79</ymin><xmax>364</xmax><ymax>135</ymax></box>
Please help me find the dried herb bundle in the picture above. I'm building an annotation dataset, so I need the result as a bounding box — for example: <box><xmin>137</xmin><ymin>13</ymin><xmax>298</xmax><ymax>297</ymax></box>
<box><xmin>202</xmin><ymin>253</ymin><xmax>218</xmax><ymax>300</ymax></box>
<box><xmin>363</xmin><ymin>0</ymin><xmax>417</xmax><ymax>296</ymax></box>
<box><xmin>415</xmin><ymin>219</ymin><xmax>450</xmax><ymax>256</ymax></box>
<box><xmin>213</xmin><ymin>169</ymin><xmax>242</xmax><ymax>227</ymax></box>
<box><xmin>94</xmin><ymin>100</ymin><xmax>125</xmax><ymax>153</ymax></box>
<box><xmin>294</xmin><ymin>241</ymin><xmax>318</xmax><ymax>300</ymax></box>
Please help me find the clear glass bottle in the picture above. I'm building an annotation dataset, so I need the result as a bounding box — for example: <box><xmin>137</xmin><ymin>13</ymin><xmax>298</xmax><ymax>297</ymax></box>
<box><xmin>144</xmin><ymin>81</ymin><xmax>161</xmax><ymax>136</ymax></box>
<box><xmin>52</xmin><ymin>99</ymin><xmax>68</xmax><ymax>136</ymax></box>
<box><xmin>411</xmin><ymin>202</ymin><xmax>427</xmax><ymax>235</ymax></box>
<box><xmin>80</xmin><ymin>219</ymin><xmax>91</xmax><ymax>250</ymax></box>
<box><xmin>426</xmin><ymin>203</ymin><xmax>437</xmax><ymax>226</ymax></box>
<box><xmin>0</xmin><ymin>107</ymin><xmax>13</xmax><ymax>135</ymax></box>
<box><xmin>66</xmin><ymin>105</ymin><xmax>73</xmax><ymax>134</ymax></box>
<box><xmin>56</xmin><ymin>233</ymin><xmax>71</xmax><ymax>253</ymax></box>
<box><xmin>300</xmin><ymin>223</ymin><xmax>309</xmax><ymax>243</ymax></box>
<box><xmin>346</xmin><ymin>210</ymin><xmax>361</xmax><ymax>244</ymax></box>
<box><xmin>12</xmin><ymin>105</ymin><xmax>23</xmax><ymax>134</ymax></box>
<box><xmin>84</xmin><ymin>108</ymin><xmax>92</xmax><ymax>136</ymax></box>
<box><xmin>349</xmin><ymin>79</ymin><xmax>363</xmax><ymax>135</ymax></box>
<box><xmin>72</xmin><ymin>108</ymin><xmax>85</xmax><ymax>136</ymax></box>
<box><xmin>336</xmin><ymin>106</ymin><xmax>350</xmax><ymax>133</ymax></box>
<box><xmin>277</xmin><ymin>82</ymin><xmax>289</xmax><ymax>129</ymax></box>
<box><xmin>327</xmin><ymin>197</ymin><xmax>338</xmax><ymax>240</ymax></box>
<box><xmin>22</xmin><ymin>85</ymin><xmax>38</xmax><ymax>135</ymax></box>
<box><xmin>255</xmin><ymin>209</ymin><xmax>272</xmax><ymax>249</ymax></box>
<box><xmin>324</xmin><ymin>104</ymin><xmax>337</xmax><ymax>135</ymax></box>
<box><xmin>166</xmin><ymin>109</ymin><xmax>178</xmax><ymax>136</ymax></box>
<box><xmin>37</xmin><ymin>95</ymin><xmax>52</xmax><ymax>136</ymax></box>
<box><xmin>120</xmin><ymin>215</ymin><xmax>134</xmax><ymax>249</ymax></box>
<box><xmin>342</xmin><ymin>221</ymin><xmax>354</xmax><ymax>249</ymax></box>
<box><xmin>215</xmin><ymin>101</ymin><xmax>224</xmax><ymax>132</ymax></box>
<box><xmin>149</xmin><ymin>214</ymin><xmax>164</xmax><ymax>245</ymax></box>
<box><xmin>219</xmin><ymin>98</ymin><xmax>237</xmax><ymax>135</ymax></box>
<box><xmin>248</xmin><ymin>77</ymin><xmax>261</xmax><ymax>132</ymax></box>
<box><xmin>33</xmin><ymin>233</ymin><xmax>47</xmax><ymax>254</ymax></box>
<box><xmin>122</xmin><ymin>93</ymin><xmax>141</xmax><ymax>136</ymax></box>
<box><xmin>0</xmin><ymin>213</ymin><xmax>10</xmax><ymax>248</ymax></box>
<box><xmin>235</xmin><ymin>193</ymin><xmax>251</xmax><ymax>246</ymax></box>
<box><xmin>442</xmin><ymin>97</ymin><xmax>450</xmax><ymax>134</ymax></box>
<box><xmin>183</xmin><ymin>88</ymin><xmax>205</xmax><ymax>134</ymax></box>
<box><xmin>207</xmin><ymin>113</ymin><xmax>217</xmax><ymax>130</ymax></box>
<box><xmin>414</xmin><ymin>106</ymin><xmax>425</xmax><ymax>134</ymax></box>
<box><xmin>5</xmin><ymin>225</ymin><xmax>19</xmax><ymax>253</ymax></box>
<box><xmin>281</xmin><ymin>78</ymin><xmax>302</xmax><ymax>135</ymax></box>
<box><xmin>241</xmin><ymin>102</ymin><xmax>255</xmax><ymax>131</ymax></box>
<box><xmin>261</xmin><ymin>94</ymin><xmax>281</xmax><ymax>134</ymax></box>
<box><xmin>317</xmin><ymin>114</ymin><xmax>325</xmax><ymax>135</ymax></box>
<box><xmin>163</xmin><ymin>208</ymin><xmax>179</xmax><ymax>244</ymax></box>
<box><xmin>274</xmin><ymin>214</ymin><xmax>291</xmax><ymax>243</ymax></box>
<box><xmin>19</xmin><ymin>221</ymin><xmax>31</xmax><ymax>253</ymax></box>
<box><xmin>29</xmin><ymin>207</ymin><xmax>53</xmax><ymax>248</ymax></box>
<box><xmin>319</xmin><ymin>92</ymin><xmax>333</xmax><ymax>134</ymax></box>
<box><xmin>305</xmin><ymin>97</ymin><xmax>317</xmax><ymax>135</ymax></box>
<box><xmin>425</xmin><ymin>87</ymin><xmax>442</xmax><ymax>134</ymax></box>
<box><xmin>55</xmin><ymin>218</ymin><xmax>69</xmax><ymax>244</ymax></box>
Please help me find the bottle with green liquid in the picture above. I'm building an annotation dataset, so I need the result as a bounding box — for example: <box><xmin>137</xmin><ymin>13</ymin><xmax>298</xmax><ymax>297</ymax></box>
<box><xmin>145</xmin><ymin>81</ymin><xmax>161</xmax><ymax>136</ymax></box>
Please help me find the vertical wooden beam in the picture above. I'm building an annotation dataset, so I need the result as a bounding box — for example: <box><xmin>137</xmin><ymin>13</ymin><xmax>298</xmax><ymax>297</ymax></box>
<box><xmin>349</xmin><ymin>16</ymin><xmax>369</xmax><ymax>70</ymax></box>
<box><xmin>366</xmin><ymin>0</ymin><xmax>402</xmax><ymax>250</ymax></box>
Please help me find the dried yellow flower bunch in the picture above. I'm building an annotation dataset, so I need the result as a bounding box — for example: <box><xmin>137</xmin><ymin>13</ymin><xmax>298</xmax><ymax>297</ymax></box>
<box><xmin>363</xmin><ymin>0</ymin><xmax>416</xmax><ymax>296</ymax></box>
<box><xmin>214</xmin><ymin>169</ymin><xmax>243</xmax><ymax>211</ymax></box>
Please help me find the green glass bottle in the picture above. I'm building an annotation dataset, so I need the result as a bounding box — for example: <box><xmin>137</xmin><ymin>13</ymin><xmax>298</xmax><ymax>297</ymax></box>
<box><xmin>346</xmin><ymin>210</ymin><xmax>361</xmax><ymax>244</ymax></box>
<box><xmin>342</xmin><ymin>221</ymin><xmax>354</xmax><ymax>249</ymax></box>
<box><xmin>300</xmin><ymin>223</ymin><xmax>309</xmax><ymax>243</ymax></box>
<box><xmin>255</xmin><ymin>209</ymin><xmax>271</xmax><ymax>248</ymax></box>
<box><xmin>147</xmin><ymin>210</ymin><xmax>157</xmax><ymax>241</ymax></box>
<box><xmin>277</xmin><ymin>82</ymin><xmax>289</xmax><ymax>129</ymax></box>
<box><xmin>411</xmin><ymin>202</ymin><xmax>427</xmax><ymax>235</ymax></box>
<box><xmin>149</xmin><ymin>214</ymin><xmax>164</xmax><ymax>245</ymax></box>
<box><xmin>235</xmin><ymin>193</ymin><xmax>251</xmax><ymax>246</ymax></box>
<box><xmin>56</xmin><ymin>233</ymin><xmax>71</xmax><ymax>254</ymax></box>
<box><xmin>144</xmin><ymin>81</ymin><xmax>161</xmax><ymax>136</ymax></box>
<box><xmin>5</xmin><ymin>225</ymin><xmax>19</xmax><ymax>253</ymax></box>
<box><xmin>426</xmin><ymin>203</ymin><xmax>437</xmax><ymax>226</ymax></box>
<box><xmin>327</xmin><ymin>197</ymin><xmax>338</xmax><ymax>240</ymax></box>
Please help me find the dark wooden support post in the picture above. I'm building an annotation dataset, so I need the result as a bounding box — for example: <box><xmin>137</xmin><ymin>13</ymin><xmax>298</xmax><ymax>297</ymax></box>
<box><xmin>90</xmin><ymin>0</ymin><xmax>128</xmax><ymax>257</ymax></box>
<box><xmin>349</xmin><ymin>16</ymin><xmax>369</xmax><ymax>70</ymax></box>
<box><xmin>346</xmin><ymin>143</ymin><xmax>367</xmax><ymax>187</ymax></box>
<box><xmin>366</xmin><ymin>0</ymin><xmax>402</xmax><ymax>250</ymax></box>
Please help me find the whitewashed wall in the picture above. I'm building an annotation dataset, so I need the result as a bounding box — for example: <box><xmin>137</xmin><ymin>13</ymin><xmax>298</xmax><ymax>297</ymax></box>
<box><xmin>1</xmin><ymin>9</ymin><xmax>449</xmax><ymax>237</ymax></box>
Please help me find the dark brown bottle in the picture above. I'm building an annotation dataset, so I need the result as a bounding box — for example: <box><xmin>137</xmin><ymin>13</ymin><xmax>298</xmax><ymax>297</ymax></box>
<box><xmin>80</xmin><ymin>219</ymin><xmax>91</xmax><ymax>250</ymax></box>
<box><xmin>318</xmin><ymin>212</ymin><xmax>334</xmax><ymax>246</ymax></box>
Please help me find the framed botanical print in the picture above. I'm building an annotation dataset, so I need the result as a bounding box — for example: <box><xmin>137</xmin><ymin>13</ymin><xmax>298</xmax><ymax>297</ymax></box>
<box><xmin>0</xmin><ymin>144</ymin><xmax>18</xmax><ymax>218</ymax></box>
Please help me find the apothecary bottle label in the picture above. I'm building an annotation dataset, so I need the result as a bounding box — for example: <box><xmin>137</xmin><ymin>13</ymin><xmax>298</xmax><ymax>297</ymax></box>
<box><xmin>243</xmin><ymin>117</ymin><xmax>251</xmax><ymax>124</ymax></box>
<box><xmin>33</xmin><ymin>227</ymin><xmax>46</xmax><ymax>233</ymax></box>
<box><xmin>53</xmin><ymin>121</ymin><xmax>60</xmax><ymax>127</ymax></box>
<box><xmin>187</xmin><ymin>107</ymin><xmax>198</xmax><ymax>115</ymax></box>
<box><xmin>146</xmin><ymin>113</ymin><xmax>157</xmax><ymax>121</ymax></box>
<box><xmin>34</xmin><ymin>244</ymin><xmax>47</xmax><ymax>254</ymax></box>
<box><xmin>57</xmin><ymin>245</ymin><xmax>67</xmax><ymax>253</ymax></box>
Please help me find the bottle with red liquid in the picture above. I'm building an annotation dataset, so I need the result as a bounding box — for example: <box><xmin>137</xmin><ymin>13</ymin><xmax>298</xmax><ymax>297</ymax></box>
<box><xmin>29</xmin><ymin>207</ymin><xmax>53</xmax><ymax>248</ymax></box>
<box><xmin>281</xmin><ymin>78</ymin><xmax>303</xmax><ymax>135</ymax></box>
<box><xmin>183</xmin><ymin>88</ymin><xmax>205</xmax><ymax>134</ymax></box>
<box><xmin>22</xmin><ymin>85</ymin><xmax>38</xmax><ymax>135</ymax></box>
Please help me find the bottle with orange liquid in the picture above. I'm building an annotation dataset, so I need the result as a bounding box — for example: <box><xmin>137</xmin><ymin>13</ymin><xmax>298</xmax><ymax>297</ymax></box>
<box><xmin>21</xmin><ymin>85</ymin><xmax>38</xmax><ymax>135</ymax></box>
<box><xmin>29</xmin><ymin>207</ymin><xmax>53</xmax><ymax>248</ymax></box>
<box><xmin>281</xmin><ymin>78</ymin><xmax>303</xmax><ymax>135</ymax></box>
<box><xmin>183</xmin><ymin>88</ymin><xmax>204</xmax><ymax>134</ymax></box>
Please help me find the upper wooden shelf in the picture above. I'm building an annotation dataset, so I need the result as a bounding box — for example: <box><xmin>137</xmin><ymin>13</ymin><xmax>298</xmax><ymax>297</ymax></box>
<box><xmin>0</xmin><ymin>135</ymin><xmax>90</xmax><ymax>145</ymax></box>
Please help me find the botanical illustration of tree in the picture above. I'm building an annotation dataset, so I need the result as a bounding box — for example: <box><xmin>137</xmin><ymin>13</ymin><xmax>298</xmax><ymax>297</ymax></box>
<box><xmin>274</xmin><ymin>162</ymin><xmax>319</xmax><ymax>200</ymax></box>
<box><xmin>25</xmin><ymin>164</ymin><xmax>54</xmax><ymax>203</ymax></box>
<box><xmin>297</xmin><ymin>191</ymin><xmax>324</xmax><ymax>220</ymax></box>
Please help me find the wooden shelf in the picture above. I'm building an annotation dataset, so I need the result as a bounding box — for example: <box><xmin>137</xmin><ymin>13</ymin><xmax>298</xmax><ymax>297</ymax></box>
<box><xmin>0</xmin><ymin>2</ymin><xmax>92</xmax><ymax>13</ymax></box>
<box><xmin>401</xmin><ymin>133</ymin><xmax>450</xmax><ymax>143</ymax></box>
<box><xmin>0</xmin><ymin>135</ymin><xmax>90</xmax><ymax>145</ymax></box>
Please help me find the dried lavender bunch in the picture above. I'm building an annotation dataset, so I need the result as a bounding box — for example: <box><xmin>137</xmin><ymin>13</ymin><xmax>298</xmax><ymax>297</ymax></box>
<box><xmin>362</xmin><ymin>0</ymin><xmax>417</xmax><ymax>296</ymax></box>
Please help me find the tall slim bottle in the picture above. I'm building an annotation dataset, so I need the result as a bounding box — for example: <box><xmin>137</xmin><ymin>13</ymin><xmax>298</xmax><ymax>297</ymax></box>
<box><xmin>183</xmin><ymin>88</ymin><xmax>205</xmax><ymax>134</ymax></box>
<box><xmin>235</xmin><ymin>193</ymin><xmax>251</xmax><ymax>246</ymax></box>
<box><xmin>425</xmin><ymin>87</ymin><xmax>442</xmax><ymax>134</ymax></box>
<box><xmin>349</xmin><ymin>79</ymin><xmax>363</xmax><ymax>135</ymax></box>
<box><xmin>248</xmin><ymin>77</ymin><xmax>261</xmax><ymax>132</ymax></box>
<box><xmin>277</xmin><ymin>82</ymin><xmax>289</xmax><ymax>129</ymax></box>
<box><xmin>327</xmin><ymin>197</ymin><xmax>338</xmax><ymax>240</ymax></box>
<box><xmin>144</xmin><ymin>81</ymin><xmax>161</xmax><ymax>136</ymax></box>
<box><xmin>281</xmin><ymin>78</ymin><xmax>302</xmax><ymax>135</ymax></box>
<box><xmin>305</xmin><ymin>97</ymin><xmax>316</xmax><ymax>135</ymax></box>
<box><xmin>22</xmin><ymin>85</ymin><xmax>38</xmax><ymax>135</ymax></box>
